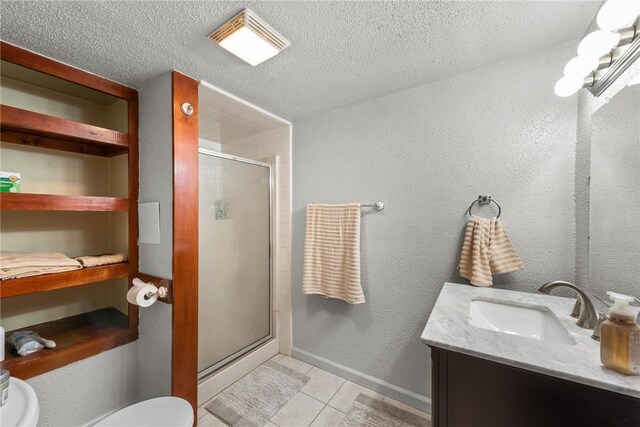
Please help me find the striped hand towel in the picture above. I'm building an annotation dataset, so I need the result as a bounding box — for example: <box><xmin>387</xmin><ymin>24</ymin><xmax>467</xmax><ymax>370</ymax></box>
<box><xmin>302</xmin><ymin>203</ymin><xmax>365</xmax><ymax>304</ymax></box>
<box><xmin>458</xmin><ymin>216</ymin><xmax>523</xmax><ymax>287</ymax></box>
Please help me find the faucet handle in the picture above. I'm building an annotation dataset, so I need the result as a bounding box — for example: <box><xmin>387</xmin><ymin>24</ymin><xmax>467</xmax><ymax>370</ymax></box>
<box><xmin>591</xmin><ymin>312</ymin><xmax>608</xmax><ymax>341</ymax></box>
<box><xmin>570</xmin><ymin>299</ymin><xmax>581</xmax><ymax>318</ymax></box>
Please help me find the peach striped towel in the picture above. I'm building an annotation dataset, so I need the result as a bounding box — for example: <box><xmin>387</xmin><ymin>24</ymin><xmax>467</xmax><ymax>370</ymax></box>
<box><xmin>458</xmin><ymin>216</ymin><xmax>523</xmax><ymax>287</ymax></box>
<box><xmin>302</xmin><ymin>203</ymin><xmax>365</xmax><ymax>304</ymax></box>
<box><xmin>0</xmin><ymin>251</ymin><xmax>82</xmax><ymax>280</ymax></box>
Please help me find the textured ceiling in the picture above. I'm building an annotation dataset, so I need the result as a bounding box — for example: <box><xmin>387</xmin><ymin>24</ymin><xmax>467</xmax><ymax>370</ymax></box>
<box><xmin>1</xmin><ymin>1</ymin><xmax>599</xmax><ymax>121</ymax></box>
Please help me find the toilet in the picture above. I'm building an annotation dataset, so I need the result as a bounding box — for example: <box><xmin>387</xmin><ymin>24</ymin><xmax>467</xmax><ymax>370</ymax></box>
<box><xmin>94</xmin><ymin>397</ymin><xmax>193</xmax><ymax>427</ymax></box>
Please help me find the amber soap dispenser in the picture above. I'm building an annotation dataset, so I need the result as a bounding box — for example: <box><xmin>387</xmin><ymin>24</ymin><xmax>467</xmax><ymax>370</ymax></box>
<box><xmin>600</xmin><ymin>292</ymin><xmax>640</xmax><ymax>376</ymax></box>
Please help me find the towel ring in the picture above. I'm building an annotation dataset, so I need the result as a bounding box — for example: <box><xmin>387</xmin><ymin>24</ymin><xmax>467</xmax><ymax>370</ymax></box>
<box><xmin>467</xmin><ymin>195</ymin><xmax>501</xmax><ymax>218</ymax></box>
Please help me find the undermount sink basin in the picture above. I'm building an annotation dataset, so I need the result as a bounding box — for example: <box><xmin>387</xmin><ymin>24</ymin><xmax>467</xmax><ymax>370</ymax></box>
<box><xmin>469</xmin><ymin>298</ymin><xmax>576</xmax><ymax>345</ymax></box>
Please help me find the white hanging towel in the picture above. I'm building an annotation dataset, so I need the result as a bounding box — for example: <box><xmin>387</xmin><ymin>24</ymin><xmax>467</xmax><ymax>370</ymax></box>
<box><xmin>302</xmin><ymin>203</ymin><xmax>365</xmax><ymax>304</ymax></box>
<box><xmin>458</xmin><ymin>216</ymin><xmax>523</xmax><ymax>287</ymax></box>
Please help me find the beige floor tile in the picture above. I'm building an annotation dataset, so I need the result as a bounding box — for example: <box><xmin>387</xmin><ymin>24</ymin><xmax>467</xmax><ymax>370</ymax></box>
<box><xmin>300</xmin><ymin>367</ymin><xmax>346</xmax><ymax>403</ymax></box>
<box><xmin>270</xmin><ymin>392</ymin><xmax>325</xmax><ymax>427</ymax></box>
<box><xmin>309</xmin><ymin>405</ymin><xmax>346</xmax><ymax>427</ymax></box>
<box><xmin>198</xmin><ymin>413</ymin><xmax>228</xmax><ymax>427</ymax></box>
<box><xmin>383</xmin><ymin>396</ymin><xmax>432</xmax><ymax>420</ymax></box>
<box><xmin>271</xmin><ymin>353</ymin><xmax>285</xmax><ymax>362</ymax></box>
<box><xmin>264</xmin><ymin>422</ymin><xmax>279</xmax><ymax>427</ymax></box>
<box><xmin>327</xmin><ymin>381</ymin><xmax>383</xmax><ymax>413</ymax></box>
<box><xmin>276</xmin><ymin>355</ymin><xmax>313</xmax><ymax>374</ymax></box>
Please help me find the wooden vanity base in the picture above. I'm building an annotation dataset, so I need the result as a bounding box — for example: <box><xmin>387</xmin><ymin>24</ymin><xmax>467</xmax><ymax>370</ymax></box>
<box><xmin>430</xmin><ymin>347</ymin><xmax>640</xmax><ymax>427</ymax></box>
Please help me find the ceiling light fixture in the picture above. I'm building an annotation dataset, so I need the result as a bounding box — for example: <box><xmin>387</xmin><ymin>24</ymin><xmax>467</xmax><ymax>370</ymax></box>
<box><xmin>208</xmin><ymin>9</ymin><xmax>290</xmax><ymax>66</ymax></box>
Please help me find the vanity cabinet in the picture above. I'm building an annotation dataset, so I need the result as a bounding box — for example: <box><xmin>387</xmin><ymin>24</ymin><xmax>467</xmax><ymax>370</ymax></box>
<box><xmin>0</xmin><ymin>41</ymin><xmax>139</xmax><ymax>378</ymax></box>
<box><xmin>430</xmin><ymin>347</ymin><xmax>640</xmax><ymax>427</ymax></box>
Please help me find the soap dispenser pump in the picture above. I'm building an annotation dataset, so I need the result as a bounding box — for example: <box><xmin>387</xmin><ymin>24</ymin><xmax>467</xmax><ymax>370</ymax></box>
<box><xmin>600</xmin><ymin>292</ymin><xmax>640</xmax><ymax>376</ymax></box>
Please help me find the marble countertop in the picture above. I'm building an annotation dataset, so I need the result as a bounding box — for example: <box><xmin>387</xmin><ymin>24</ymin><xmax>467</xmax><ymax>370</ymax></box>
<box><xmin>421</xmin><ymin>282</ymin><xmax>640</xmax><ymax>399</ymax></box>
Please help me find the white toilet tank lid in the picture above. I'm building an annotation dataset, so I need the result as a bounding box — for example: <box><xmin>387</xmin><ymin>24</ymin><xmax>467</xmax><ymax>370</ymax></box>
<box><xmin>95</xmin><ymin>397</ymin><xmax>193</xmax><ymax>427</ymax></box>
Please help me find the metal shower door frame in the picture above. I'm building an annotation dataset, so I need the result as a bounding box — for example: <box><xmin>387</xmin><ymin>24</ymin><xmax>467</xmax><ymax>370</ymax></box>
<box><xmin>197</xmin><ymin>148</ymin><xmax>274</xmax><ymax>380</ymax></box>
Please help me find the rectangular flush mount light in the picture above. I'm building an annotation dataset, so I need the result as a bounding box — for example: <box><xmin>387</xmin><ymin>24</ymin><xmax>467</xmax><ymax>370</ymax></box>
<box><xmin>208</xmin><ymin>9</ymin><xmax>290</xmax><ymax>66</ymax></box>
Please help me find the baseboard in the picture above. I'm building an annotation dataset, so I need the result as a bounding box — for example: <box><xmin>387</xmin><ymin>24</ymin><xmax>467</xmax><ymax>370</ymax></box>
<box><xmin>292</xmin><ymin>347</ymin><xmax>431</xmax><ymax>414</ymax></box>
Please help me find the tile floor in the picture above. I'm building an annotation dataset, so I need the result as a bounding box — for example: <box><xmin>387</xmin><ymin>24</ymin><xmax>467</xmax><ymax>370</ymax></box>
<box><xmin>197</xmin><ymin>354</ymin><xmax>431</xmax><ymax>427</ymax></box>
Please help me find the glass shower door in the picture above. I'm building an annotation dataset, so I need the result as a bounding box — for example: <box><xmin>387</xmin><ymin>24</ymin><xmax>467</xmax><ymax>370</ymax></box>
<box><xmin>198</xmin><ymin>149</ymin><xmax>272</xmax><ymax>379</ymax></box>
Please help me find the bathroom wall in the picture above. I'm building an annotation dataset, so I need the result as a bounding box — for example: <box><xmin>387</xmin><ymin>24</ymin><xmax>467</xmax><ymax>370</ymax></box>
<box><xmin>291</xmin><ymin>44</ymin><xmax>578</xmax><ymax>410</ymax></box>
<box><xmin>137</xmin><ymin>72</ymin><xmax>174</xmax><ymax>400</ymax></box>
<box><xmin>26</xmin><ymin>342</ymin><xmax>139</xmax><ymax>427</ymax></box>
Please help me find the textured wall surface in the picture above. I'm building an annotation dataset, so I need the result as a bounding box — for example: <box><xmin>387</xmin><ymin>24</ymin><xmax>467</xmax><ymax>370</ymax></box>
<box><xmin>26</xmin><ymin>342</ymin><xmax>139</xmax><ymax>427</ymax></box>
<box><xmin>292</xmin><ymin>44</ymin><xmax>578</xmax><ymax>406</ymax></box>
<box><xmin>589</xmin><ymin>85</ymin><xmax>640</xmax><ymax>299</ymax></box>
<box><xmin>0</xmin><ymin>1</ymin><xmax>598</xmax><ymax>120</ymax></box>
<box><xmin>137</xmin><ymin>72</ymin><xmax>174</xmax><ymax>400</ymax></box>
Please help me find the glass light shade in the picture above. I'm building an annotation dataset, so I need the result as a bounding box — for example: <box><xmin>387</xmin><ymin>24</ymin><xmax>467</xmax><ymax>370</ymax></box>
<box><xmin>577</xmin><ymin>30</ymin><xmax>621</xmax><ymax>58</ymax></box>
<box><xmin>564</xmin><ymin>56</ymin><xmax>599</xmax><ymax>78</ymax></box>
<box><xmin>218</xmin><ymin>26</ymin><xmax>280</xmax><ymax>66</ymax></box>
<box><xmin>597</xmin><ymin>0</ymin><xmax>640</xmax><ymax>31</ymax></box>
<box><xmin>554</xmin><ymin>76</ymin><xmax>584</xmax><ymax>97</ymax></box>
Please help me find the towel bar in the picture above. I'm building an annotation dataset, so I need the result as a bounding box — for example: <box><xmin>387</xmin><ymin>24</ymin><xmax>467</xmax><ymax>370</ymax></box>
<box><xmin>362</xmin><ymin>201</ymin><xmax>385</xmax><ymax>211</ymax></box>
<box><xmin>309</xmin><ymin>201</ymin><xmax>385</xmax><ymax>211</ymax></box>
<box><xmin>467</xmin><ymin>195</ymin><xmax>501</xmax><ymax>218</ymax></box>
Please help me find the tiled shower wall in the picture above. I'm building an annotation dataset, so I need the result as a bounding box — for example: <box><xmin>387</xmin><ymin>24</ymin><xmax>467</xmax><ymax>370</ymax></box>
<box><xmin>222</xmin><ymin>126</ymin><xmax>293</xmax><ymax>354</ymax></box>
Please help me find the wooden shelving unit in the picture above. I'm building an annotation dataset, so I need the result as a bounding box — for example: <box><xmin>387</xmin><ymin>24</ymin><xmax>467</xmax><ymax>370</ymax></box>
<box><xmin>1</xmin><ymin>105</ymin><xmax>129</xmax><ymax>156</ymax></box>
<box><xmin>1</xmin><ymin>308</ymin><xmax>136</xmax><ymax>379</ymax></box>
<box><xmin>1</xmin><ymin>193</ymin><xmax>129</xmax><ymax>211</ymax></box>
<box><xmin>0</xmin><ymin>263</ymin><xmax>130</xmax><ymax>299</ymax></box>
<box><xmin>0</xmin><ymin>40</ymin><xmax>139</xmax><ymax>379</ymax></box>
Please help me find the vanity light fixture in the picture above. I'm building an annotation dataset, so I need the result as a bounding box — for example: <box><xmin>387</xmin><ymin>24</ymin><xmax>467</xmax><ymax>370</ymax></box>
<box><xmin>208</xmin><ymin>9</ymin><xmax>290</xmax><ymax>66</ymax></box>
<box><xmin>564</xmin><ymin>56</ymin><xmax>601</xmax><ymax>79</ymax></box>
<box><xmin>597</xmin><ymin>0</ymin><xmax>640</xmax><ymax>31</ymax></box>
<box><xmin>577</xmin><ymin>30</ymin><xmax>621</xmax><ymax>58</ymax></box>
<box><xmin>555</xmin><ymin>0</ymin><xmax>640</xmax><ymax>97</ymax></box>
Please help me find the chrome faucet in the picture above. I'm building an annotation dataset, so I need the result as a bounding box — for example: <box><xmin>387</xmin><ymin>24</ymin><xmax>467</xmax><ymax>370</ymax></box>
<box><xmin>538</xmin><ymin>281</ymin><xmax>598</xmax><ymax>330</ymax></box>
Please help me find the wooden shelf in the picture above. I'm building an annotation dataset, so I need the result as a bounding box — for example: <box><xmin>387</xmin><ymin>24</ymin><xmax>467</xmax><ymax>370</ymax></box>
<box><xmin>1</xmin><ymin>193</ymin><xmax>129</xmax><ymax>211</ymax></box>
<box><xmin>0</xmin><ymin>105</ymin><xmax>129</xmax><ymax>156</ymax></box>
<box><xmin>0</xmin><ymin>308</ymin><xmax>137</xmax><ymax>379</ymax></box>
<box><xmin>0</xmin><ymin>263</ymin><xmax>129</xmax><ymax>299</ymax></box>
<box><xmin>0</xmin><ymin>41</ymin><xmax>140</xmax><ymax>381</ymax></box>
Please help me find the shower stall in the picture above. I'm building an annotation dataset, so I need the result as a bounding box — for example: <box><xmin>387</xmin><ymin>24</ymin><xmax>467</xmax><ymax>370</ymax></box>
<box><xmin>198</xmin><ymin>150</ymin><xmax>273</xmax><ymax>379</ymax></box>
<box><xmin>196</xmin><ymin>81</ymin><xmax>292</xmax><ymax>404</ymax></box>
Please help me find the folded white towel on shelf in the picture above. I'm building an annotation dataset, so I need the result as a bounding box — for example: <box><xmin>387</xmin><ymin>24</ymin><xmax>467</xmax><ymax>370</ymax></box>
<box><xmin>75</xmin><ymin>253</ymin><xmax>128</xmax><ymax>268</ymax></box>
<box><xmin>302</xmin><ymin>203</ymin><xmax>365</xmax><ymax>304</ymax></box>
<box><xmin>0</xmin><ymin>251</ymin><xmax>82</xmax><ymax>280</ymax></box>
<box><xmin>458</xmin><ymin>216</ymin><xmax>523</xmax><ymax>287</ymax></box>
